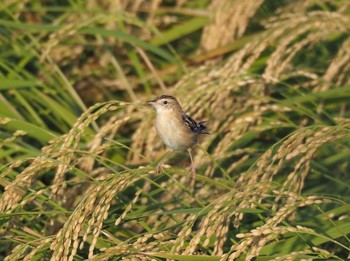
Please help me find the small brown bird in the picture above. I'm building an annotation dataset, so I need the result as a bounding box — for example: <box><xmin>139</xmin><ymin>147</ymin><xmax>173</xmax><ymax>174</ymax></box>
<box><xmin>147</xmin><ymin>95</ymin><xmax>209</xmax><ymax>179</ymax></box>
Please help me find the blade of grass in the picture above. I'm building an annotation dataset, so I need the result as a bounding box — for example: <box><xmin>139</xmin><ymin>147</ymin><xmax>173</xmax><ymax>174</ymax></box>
<box><xmin>150</xmin><ymin>17</ymin><xmax>208</xmax><ymax>46</ymax></box>
<box><xmin>3</xmin><ymin>119</ymin><xmax>56</xmax><ymax>143</ymax></box>
<box><xmin>80</xmin><ymin>27</ymin><xmax>176</xmax><ymax>63</ymax></box>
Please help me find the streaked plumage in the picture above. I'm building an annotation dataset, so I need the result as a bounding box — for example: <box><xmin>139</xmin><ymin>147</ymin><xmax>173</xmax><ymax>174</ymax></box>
<box><xmin>181</xmin><ymin>114</ymin><xmax>209</xmax><ymax>135</ymax></box>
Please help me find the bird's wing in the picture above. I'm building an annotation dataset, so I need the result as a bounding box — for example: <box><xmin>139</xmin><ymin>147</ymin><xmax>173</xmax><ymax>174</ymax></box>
<box><xmin>181</xmin><ymin>114</ymin><xmax>210</xmax><ymax>134</ymax></box>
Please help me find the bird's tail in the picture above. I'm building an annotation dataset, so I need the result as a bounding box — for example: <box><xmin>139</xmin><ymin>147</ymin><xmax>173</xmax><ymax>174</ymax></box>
<box><xmin>198</xmin><ymin>121</ymin><xmax>210</xmax><ymax>134</ymax></box>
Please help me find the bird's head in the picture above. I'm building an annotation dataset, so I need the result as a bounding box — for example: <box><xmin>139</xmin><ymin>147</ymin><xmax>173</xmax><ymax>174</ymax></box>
<box><xmin>147</xmin><ymin>95</ymin><xmax>182</xmax><ymax>113</ymax></box>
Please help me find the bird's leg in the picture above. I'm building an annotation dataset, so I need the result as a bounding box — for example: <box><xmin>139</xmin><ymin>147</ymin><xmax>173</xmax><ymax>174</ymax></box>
<box><xmin>156</xmin><ymin>150</ymin><xmax>173</xmax><ymax>173</ymax></box>
<box><xmin>187</xmin><ymin>148</ymin><xmax>196</xmax><ymax>184</ymax></box>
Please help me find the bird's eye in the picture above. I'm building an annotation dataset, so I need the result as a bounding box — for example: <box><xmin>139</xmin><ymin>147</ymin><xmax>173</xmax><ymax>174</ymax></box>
<box><xmin>163</xmin><ymin>100</ymin><xmax>168</xmax><ymax>105</ymax></box>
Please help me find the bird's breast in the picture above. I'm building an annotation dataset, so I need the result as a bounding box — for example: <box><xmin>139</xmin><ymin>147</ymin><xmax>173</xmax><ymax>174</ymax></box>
<box><xmin>155</xmin><ymin>111</ymin><xmax>196</xmax><ymax>151</ymax></box>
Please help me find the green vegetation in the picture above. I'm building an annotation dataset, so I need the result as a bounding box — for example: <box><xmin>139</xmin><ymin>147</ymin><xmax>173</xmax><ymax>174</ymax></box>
<box><xmin>1</xmin><ymin>1</ymin><xmax>350</xmax><ymax>260</ymax></box>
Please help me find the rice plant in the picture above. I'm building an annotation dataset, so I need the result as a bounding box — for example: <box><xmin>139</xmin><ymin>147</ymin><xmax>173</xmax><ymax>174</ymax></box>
<box><xmin>1</xmin><ymin>0</ymin><xmax>350</xmax><ymax>260</ymax></box>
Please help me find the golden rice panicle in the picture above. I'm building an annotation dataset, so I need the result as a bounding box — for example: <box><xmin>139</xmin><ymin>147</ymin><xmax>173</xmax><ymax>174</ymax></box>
<box><xmin>0</xmin><ymin>102</ymin><xmax>123</xmax><ymax>213</ymax></box>
<box><xmin>226</xmin><ymin>192</ymin><xmax>327</xmax><ymax>261</ymax></box>
<box><xmin>236</xmin><ymin>121</ymin><xmax>349</xmax><ymax>206</ymax></box>
<box><xmin>50</xmin><ymin>102</ymin><xmax>122</xmax><ymax>203</ymax></box>
<box><xmin>4</xmin><ymin>244</ymin><xmax>28</xmax><ymax>261</ymax></box>
<box><xmin>79</xmin><ymin>113</ymin><xmax>133</xmax><ymax>172</ymax></box>
<box><xmin>179</xmin><ymin>183</ymin><xmax>270</xmax><ymax>255</ymax></box>
<box><xmin>50</xmin><ymin>171</ymin><xmax>143</xmax><ymax>260</ymax></box>
<box><xmin>223</xmin><ymin>11</ymin><xmax>350</xmax><ymax>77</ymax></box>
<box><xmin>170</xmin><ymin>214</ymin><xmax>197</xmax><ymax>254</ymax></box>
<box><xmin>320</xmin><ymin>37</ymin><xmax>350</xmax><ymax>92</ymax></box>
<box><xmin>201</xmin><ymin>0</ymin><xmax>263</xmax><ymax>51</ymax></box>
<box><xmin>0</xmin><ymin>127</ymin><xmax>27</xmax><ymax>149</ymax></box>
<box><xmin>115</xmin><ymin>189</ymin><xmax>142</xmax><ymax>226</ymax></box>
<box><xmin>270</xmin><ymin>247</ymin><xmax>334</xmax><ymax>261</ymax></box>
<box><xmin>0</xmin><ymin>157</ymin><xmax>57</xmax><ymax>213</ymax></box>
<box><xmin>262</xmin><ymin>12</ymin><xmax>349</xmax><ymax>82</ymax></box>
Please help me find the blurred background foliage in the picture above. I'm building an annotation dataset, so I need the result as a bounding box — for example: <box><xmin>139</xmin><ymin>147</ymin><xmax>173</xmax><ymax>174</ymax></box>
<box><xmin>1</xmin><ymin>0</ymin><xmax>350</xmax><ymax>260</ymax></box>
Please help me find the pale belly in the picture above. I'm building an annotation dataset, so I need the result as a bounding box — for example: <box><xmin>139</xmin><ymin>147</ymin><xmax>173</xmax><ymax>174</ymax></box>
<box><xmin>155</xmin><ymin>115</ymin><xmax>196</xmax><ymax>151</ymax></box>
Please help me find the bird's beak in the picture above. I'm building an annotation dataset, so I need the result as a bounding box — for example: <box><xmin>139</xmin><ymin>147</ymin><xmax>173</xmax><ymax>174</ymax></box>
<box><xmin>146</xmin><ymin>99</ymin><xmax>156</xmax><ymax>106</ymax></box>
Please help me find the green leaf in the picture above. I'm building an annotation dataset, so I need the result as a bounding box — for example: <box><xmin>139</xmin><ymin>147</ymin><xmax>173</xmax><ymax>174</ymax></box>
<box><xmin>0</xmin><ymin>96</ymin><xmax>23</xmax><ymax>119</ymax></box>
<box><xmin>0</xmin><ymin>19</ymin><xmax>58</xmax><ymax>32</ymax></box>
<box><xmin>280</xmin><ymin>86</ymin><xmax>350</xmax><ymax>104</ymax></box>
<box><xmin>150</xmin><ymin>17</ymin><xmax>208</xmax><ymax>46</ymax></box>
<box><xmin>147</xmin><ymin>253</ymin><xmax>220</xmax><ymax>261</ymax></box>
<box><xmin>0</xmin><ymin>79</ymin><xmax>41</xmax><ymax>90</ymax></box>
<box><xmin>2</xmin><ymin>118</ymin><xmax>56</xmax><ymax>143</ymax></box>
<box><xmin>80</xmin><ymin>27</ymin><xmax>175</xmax><ymax>63</ymax></box>
<box><xmin>36</xmin><ymin>92</ymin><xmax>79</xmax><ymax>128</ymax></box>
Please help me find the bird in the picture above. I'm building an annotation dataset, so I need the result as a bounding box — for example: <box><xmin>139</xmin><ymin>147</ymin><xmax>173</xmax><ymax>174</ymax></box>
<box><xmin>147</xmin><ymin>95</ymin><xmax>209</xmax><ymax>180</ymax></box>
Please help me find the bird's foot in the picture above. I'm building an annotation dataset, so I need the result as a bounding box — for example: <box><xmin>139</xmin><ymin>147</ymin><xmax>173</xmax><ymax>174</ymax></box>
<box><xmin>187</xmin><ymin>167</ymin><xmax>197</xmax><ymax>188</ymax></box>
